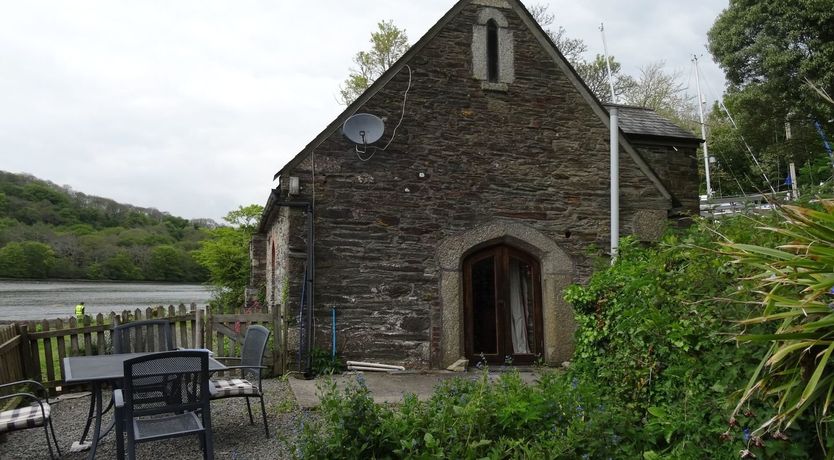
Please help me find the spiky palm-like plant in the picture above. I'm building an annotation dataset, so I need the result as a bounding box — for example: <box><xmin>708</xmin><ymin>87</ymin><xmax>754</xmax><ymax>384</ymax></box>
<box><xmin>726</xmin><ymin>202</ymin><xmax>834</xmax><ymax>444</ymax></box>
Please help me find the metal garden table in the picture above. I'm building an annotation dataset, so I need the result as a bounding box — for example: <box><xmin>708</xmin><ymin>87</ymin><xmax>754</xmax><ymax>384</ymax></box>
<box><xmin>63</xmin><ymin>351</ymin><xmax>225</xmax><ymax>459</ymax></box>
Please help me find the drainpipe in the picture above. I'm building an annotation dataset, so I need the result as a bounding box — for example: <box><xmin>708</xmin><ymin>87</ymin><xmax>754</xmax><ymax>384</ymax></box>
<box><xmin>600</xmin><ymin>22</ymin><xmax>619</xmax><ymax>261</ymax></box>
<box><xmin>306</xmin><ymin>205</ymin><xmax>315</xmax><ymax>377</ymax></box>
<box><xmin>610</xmin><ymin>106</ymin><xmax>619</xmax><ymax>261</ymax></box>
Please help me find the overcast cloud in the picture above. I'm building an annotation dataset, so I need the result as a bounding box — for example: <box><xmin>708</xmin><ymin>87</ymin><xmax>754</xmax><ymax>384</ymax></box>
<box><xmin>0</xmin><ymin>0</ymin><xmax>728</xmax><ymax>222</ymax></box>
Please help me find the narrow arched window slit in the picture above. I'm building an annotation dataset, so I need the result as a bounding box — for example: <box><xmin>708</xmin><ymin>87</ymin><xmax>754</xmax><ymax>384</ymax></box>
<box><xmin>487</xmin><ymin>20</ymin><xmax>499</xmax><ymax>82</ymax></box>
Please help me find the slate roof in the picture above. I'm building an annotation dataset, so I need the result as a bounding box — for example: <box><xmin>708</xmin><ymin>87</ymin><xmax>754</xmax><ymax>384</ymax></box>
<box><xmin>605</xmin><ymin>104</ymin><xmax>701</xmax><ymax>143</ymax></box>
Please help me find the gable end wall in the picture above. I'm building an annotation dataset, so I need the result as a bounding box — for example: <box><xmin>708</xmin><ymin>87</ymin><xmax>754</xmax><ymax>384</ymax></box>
<box><xmin>265</xmin><ymin>1</ymin><xmax>680</xmax><ymax>368</ymax></box>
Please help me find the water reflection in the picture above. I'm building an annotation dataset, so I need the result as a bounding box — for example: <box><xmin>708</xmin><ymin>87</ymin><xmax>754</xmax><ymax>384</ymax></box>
<box><xmin>0</xmin><ymin>280</ymin><xmax>213</xmax><ymax>321</ymax></box>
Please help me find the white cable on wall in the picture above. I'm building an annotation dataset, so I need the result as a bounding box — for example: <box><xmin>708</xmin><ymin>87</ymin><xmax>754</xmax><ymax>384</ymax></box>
<box><xmin>356</xmin><ymin>64</ymin><xmax>413</xmax><ymax>162</ymax></box>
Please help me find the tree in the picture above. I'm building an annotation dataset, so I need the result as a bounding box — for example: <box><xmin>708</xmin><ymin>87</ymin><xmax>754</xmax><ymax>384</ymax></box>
<box><xmin>223</xmin><ymin>204</ymin><xmax>264</xmax><ymax>233</ymax></box>
<box><xmin>708</xmin><ymin>0</ymin><xmax>834</xmax><ymax>121</ymax></box>
<box><xmin>147</xmin><ymin>245</ymin><xmax>186</xmax><ymax>281</ymax></box>
<box><xmin>0</xmin><ymin>241</ymin><xmax>56</xmax><ymax>278</ymax></box>
<box><xmin>528</xmin><ymin>3</ymin><xmax>587</xmax><ymax>65</ymax></box>
<box><xmin>621</xmin><ymin>61</ymin><xmax>696</xmax><ymax>130</ymax></box>
<box><xmin>101</xmin><ymin>251</ymin><xmax>142</xmax><ymax>280</ymax></box>
<box><xmin>706</xmin><ymin>84</ymin><xmax>827</xmax><ymax>196</ymax></box>
<box><xmin>339</xmin><ymin>20</ymin><xmax>409</xmax><ymax>105</ymax></box>
<box><xmin>193</xmin><ymin>204</ymin><xmax>263</xmax><ymax>310</ymax></box>
<box><xmin>575</xmin><ymin>54</ymin><xmax>635</xmax><ymax>103</ymax></box>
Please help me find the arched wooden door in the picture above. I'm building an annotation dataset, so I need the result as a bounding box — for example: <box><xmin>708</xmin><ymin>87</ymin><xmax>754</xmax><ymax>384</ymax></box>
<box><xmin>463</xmin><ymin>245</ymin><xmax>543</xmax><ymax>365</ymax></box>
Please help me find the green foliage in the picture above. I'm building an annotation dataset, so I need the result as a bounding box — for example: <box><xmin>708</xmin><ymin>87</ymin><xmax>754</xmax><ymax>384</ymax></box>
<box><xmin>100</xmin><ymin>251</ymin><xmax>142</xmax><ymax>280</ymax></box>
<box><xmin>193</xmin><ymin>204</ymin><xmax>263</xmax><ymax>311</ymax></box>
<box><xmin>297</xmin><ymin>370</ymin><xmax>638</xmax><ymax>460</ymax></box>
<box><xmin>562</xmin><ymin>218</ymin><xmax>825</xmax><ymax>457</ymax></box>
<box><xmin>724</xmin><ymin>202</ymin><xmax>834</xmax><ymax>445</ymax></box>
<box><xmin>706</xmin><ymin>89</ymin><xmax>826</xmax><ymax>197</ymax></box>
<box><xmin>0</xmin><ymin>241</ymin><xmax>56</xmax><ymax>278</ymax></box>
<box><xmin>147</xmin><ymin>245</ymin><xmax>197</xmax><ymax>282</ymax></box>
<box><xmin>574</xmin><ymin>54</ymin><xmax>634</xmax><ymax>103</ymax></box>
<box><xmin>706</xmin><ymin>0</ymin><xmax>834</xmax><ymax>196</ymax></box>
<box><xmin>309</xmin><ymin>347</ymin><xmax>343</xmax><ymax>376</ymax></box>
<box><xmin>339</xmin><ymin>20</ymin><xmax>409</xmax><ymax>105</ymax></box>
<box><xmin>0</xmin><ymin>171</ymin><xmax>210</xmax><ymax>282</ymax></box>
<box><xmin>708</xmin><ymin>0</ymin><xmax>834</xmax><ymax>121</ymax></box>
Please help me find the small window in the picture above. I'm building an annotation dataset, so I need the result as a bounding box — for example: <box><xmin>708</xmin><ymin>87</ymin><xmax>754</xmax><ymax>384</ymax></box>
<box><xmin>472</xmin><ymin>8</ymin><xmax>514</xmax><ymax>87</ymax></box>
<box><xmin>487</xmin><ymin>20</ymin><xmax>499</xmax><ymax>82</ymax></box>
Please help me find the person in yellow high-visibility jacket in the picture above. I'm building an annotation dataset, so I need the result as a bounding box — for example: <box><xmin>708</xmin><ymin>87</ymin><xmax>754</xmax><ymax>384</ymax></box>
<box><xmin>75</xmin><ymin>302</ymin><xmax>85</xmax><ymax>321</ymax></box>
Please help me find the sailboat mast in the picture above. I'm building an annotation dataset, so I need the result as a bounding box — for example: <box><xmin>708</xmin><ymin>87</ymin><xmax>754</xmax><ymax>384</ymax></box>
<box><xmin>693</xmin><ymin>55</ymin><xmax>713</xmax><ymax>198</ymax></box>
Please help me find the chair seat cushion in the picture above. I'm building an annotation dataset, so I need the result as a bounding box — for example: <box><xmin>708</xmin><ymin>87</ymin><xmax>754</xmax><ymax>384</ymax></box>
<box><xmin>209</xmin><ymin>378</ymin><xmax>260</xmax><ymax>398</ymax></box>
<box><xmin>0</xmin><ymin>403</ymin><xmax>50</xmax><ymax>433</ymax></box>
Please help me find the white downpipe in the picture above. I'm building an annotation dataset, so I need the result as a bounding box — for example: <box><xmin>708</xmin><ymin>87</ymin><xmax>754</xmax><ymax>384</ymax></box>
<box><xmin>789</xmin><ymin>162</ymin><xmax>799</xmax><ymax>200</ymax></box>
<box><xmin>601</xmin><ymin>22</ymin><xmax>619</xmax><ymax>261</ymax></box>
<box><xmin>610</xmin><ymin>107</ymin><xmax>619</xmax><ymax>261</ymax></box>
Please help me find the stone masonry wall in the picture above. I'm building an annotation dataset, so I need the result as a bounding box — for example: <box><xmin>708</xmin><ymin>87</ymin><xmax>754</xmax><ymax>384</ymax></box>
<box><xmin>269</xmin><ymin>1</ymin><xmax>674</xmax><ymax>368</ymax></box>
<box><xmin>635</xmin><ymin>143</ymin><xmax>700</xmax><ymax>217</ymax></box>
<box><xmin>249</xmin><ymin>234</ymin><xmax>267</xmax><ymax>291</ymax></box>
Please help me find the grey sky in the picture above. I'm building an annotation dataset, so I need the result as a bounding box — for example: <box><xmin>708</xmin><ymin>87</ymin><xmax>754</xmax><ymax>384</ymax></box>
<box><xmin>0</xmin><ymin>0</ymin><xmax>728</xmax><ymax>222</ymax></box>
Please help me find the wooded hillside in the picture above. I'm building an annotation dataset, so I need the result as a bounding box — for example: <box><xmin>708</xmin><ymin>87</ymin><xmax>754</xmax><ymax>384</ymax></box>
<box><xmin>0</xmin><ymin>170</ymin><xmax>213</xmax><ymax>282</ymax></box>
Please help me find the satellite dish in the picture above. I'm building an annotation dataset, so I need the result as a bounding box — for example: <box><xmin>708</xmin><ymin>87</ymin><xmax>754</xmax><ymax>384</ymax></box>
<box><xmin>343</xmin><ymin>113</ymin><xmax>385</xmax><ymax>145</ymax></box>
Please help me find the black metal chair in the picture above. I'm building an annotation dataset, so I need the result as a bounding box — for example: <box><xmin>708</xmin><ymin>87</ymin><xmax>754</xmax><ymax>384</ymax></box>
<box><xmin>0</xmin><ymin>380</ymin><xmax>62</xmax><ymax>459</ymax></box>
<box><xmin>111</xmin><ymin>319</ymin><xmax>177</xmax><ymax>408</ymax></box>
<box><xmin>112</xmin><ymin>319</ymin><xmax>175</xmax><ymax>354</ymax></box>
<box><xmin>115</xmin><ymin>350</ymin><xmax>214</xmax><ymax>460</ymax></box>
<box><xmin>209</xmin><ymin>325</ymin><xmax>271</xmax><ymax>438</ymax></box>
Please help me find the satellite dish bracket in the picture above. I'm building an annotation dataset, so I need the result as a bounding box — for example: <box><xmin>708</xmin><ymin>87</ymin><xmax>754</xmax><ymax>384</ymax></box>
<box><xmin>343</xmin><ymin>113</ymin><xmax>385</xmax><ymax>158</ymax></box>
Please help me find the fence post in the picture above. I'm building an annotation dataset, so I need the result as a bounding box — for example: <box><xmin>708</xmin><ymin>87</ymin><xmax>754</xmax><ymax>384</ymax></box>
<box><xmin>195</xmin><ymin>308</ymin><xmax>203</xmax><ymax>349</ymax></box>
<box><xmin>204</xmin><ymin>305</ymin><xmax>213</xmax><ymax>352</ymax></box>
<box><xmin>18</xmin><ymin>324</ymin><xmax>34</xmax><ymax>380</ymax></box>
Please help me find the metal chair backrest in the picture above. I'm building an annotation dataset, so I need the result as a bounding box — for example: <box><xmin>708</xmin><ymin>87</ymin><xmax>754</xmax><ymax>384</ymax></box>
<box><xmin>113</xmin><ymin>320</ymin><xmax>174</xmax><ymax>354</ymax></box>
<box><xmin>240</xmin><ymin>325</ymin><xmax>270</xmax><ymax>383</ymax></box>
<box><xmin>122</xmin><ymin>350</ymin><xmax>210</xmax><ymax>418</ymax></box>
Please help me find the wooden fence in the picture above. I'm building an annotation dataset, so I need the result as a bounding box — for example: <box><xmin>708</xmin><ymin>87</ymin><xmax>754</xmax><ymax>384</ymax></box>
<box><xmin>0</xmin><ymin>324</ymin><xmax>26</xmax><ymax>388</ymax></box>
<box><xmin>0</xmin><ymin>303</ymin><xmax>285</xmax><ymax>392</ymax></box>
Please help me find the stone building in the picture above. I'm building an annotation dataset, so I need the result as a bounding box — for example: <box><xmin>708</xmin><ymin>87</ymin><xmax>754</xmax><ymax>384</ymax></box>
<box><xmin>251</xmin><ymin>0</ymin><xmax>701</xmax><ymax>371</ymax></box>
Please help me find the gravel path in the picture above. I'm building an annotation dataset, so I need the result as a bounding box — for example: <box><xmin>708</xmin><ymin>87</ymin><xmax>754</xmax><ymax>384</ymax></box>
<box><xmin>0</xmin><ymin>378</ymin><xmax>304</xmax><ymax>460</ymax></box>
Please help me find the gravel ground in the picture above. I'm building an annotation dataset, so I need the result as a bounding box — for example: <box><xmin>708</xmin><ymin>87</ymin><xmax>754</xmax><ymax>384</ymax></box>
<box><xmin>0</xmin><ymin>378</ymin><xmax>304</xmax><ymax>460</ymax></box>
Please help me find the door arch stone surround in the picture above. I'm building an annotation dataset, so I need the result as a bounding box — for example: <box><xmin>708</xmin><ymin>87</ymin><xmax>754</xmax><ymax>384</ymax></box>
<box><xmin>436</xmin><ymin>220</ymin><xmax>575</xmax><ymax>367</ymax></box>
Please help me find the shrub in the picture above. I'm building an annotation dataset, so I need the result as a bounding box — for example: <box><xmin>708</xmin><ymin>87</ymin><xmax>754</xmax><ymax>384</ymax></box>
<box><xmin>725</xmin><ymin>202</ymin><xmax>834</xmax><ymax>451</ymax></box>
<box><xmin>296</xmin><ymin>370</ymin><xmax>640</xmax><ymax>459</ymax></box>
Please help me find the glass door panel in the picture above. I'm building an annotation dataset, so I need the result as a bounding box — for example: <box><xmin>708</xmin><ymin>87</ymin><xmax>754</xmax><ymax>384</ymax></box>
<box><xmin>471</xmin><ymin>256</ymin><xmax>497</xmax><ymax>355</ymax></box>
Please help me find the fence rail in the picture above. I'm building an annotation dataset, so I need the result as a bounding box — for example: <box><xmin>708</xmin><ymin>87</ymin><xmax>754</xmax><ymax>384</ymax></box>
<box><xmin>700</xmin><ymin>191</ymin><xmax>792</xmax><ymax>218</ymax></box>
<box><xmin>0</xmin><ymin>324</ymin><xmax>25</xmax><ymax>388</ymax></box>
<box><xmin>0</xmin><ymin>303</ymin><xmax>285</xmax><ymax>393</ymax></box>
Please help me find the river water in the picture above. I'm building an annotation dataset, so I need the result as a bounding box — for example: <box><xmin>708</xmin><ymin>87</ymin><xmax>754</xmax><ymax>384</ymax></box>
<box><xmin>0</xmin><ymin>280</ymin><xmax>213</xmax><ymax>321</ymax></box>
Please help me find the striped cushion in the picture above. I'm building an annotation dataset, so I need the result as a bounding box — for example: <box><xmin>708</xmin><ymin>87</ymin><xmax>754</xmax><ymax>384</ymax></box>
<box><xmin>0</xmin><ymin>403</ymin><xmax>50</xmax><ymax>433</ymax></box>
<box><xmin>209</xmin><ymin>378</ymin><xmax>260</xmax><ymax>398</ymax></box>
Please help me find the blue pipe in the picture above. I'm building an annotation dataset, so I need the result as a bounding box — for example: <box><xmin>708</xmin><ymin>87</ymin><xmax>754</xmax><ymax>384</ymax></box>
<box><xmin>814</xmin><ymin>120</ymin><xmax>834</xmax><ymax>168</ymax></box>
<box><xmin>331</xmin><ymin>306</ymin><xmax>336</xmax><ymax>358</ymax></box>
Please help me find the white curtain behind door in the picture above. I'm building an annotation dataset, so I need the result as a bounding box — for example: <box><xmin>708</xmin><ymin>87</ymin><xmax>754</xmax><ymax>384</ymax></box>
<box><xmin>509</xmin><ymin>259</ymin><xmax>530</xmax><ymax>354</ymax></box>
